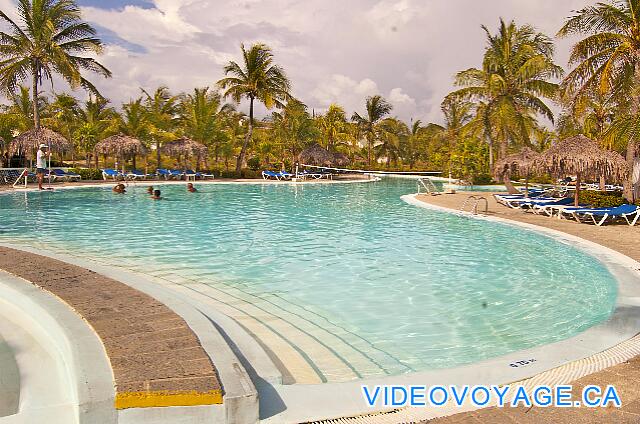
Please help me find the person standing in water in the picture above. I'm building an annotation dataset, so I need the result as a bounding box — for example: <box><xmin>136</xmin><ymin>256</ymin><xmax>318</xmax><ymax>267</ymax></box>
<box><xmin>36</xmin><ymin>144</ymin><xmax>50</xmax><ymax>190</ymax></box>
<box><xmin>187</xmin><ymin>183</ymin><xmax>197</xmax><ymax>192</ymax></box>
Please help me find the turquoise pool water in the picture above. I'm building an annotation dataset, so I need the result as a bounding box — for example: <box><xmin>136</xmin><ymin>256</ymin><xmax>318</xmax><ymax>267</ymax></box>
<box><xmin>0</xmin><ymin>179</ymin><xmax>617</xmax><ymax>378</ymax></box>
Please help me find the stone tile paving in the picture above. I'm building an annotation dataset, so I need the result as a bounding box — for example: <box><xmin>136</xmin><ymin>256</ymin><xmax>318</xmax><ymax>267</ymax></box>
<box><xmin>0</xmin><ymin>246</ymin><xmax>222</xmax><ymax>408</ymax></box>
<box><xmin>418</xmin><ymin>193</ymin><xmax>640</xmax><ymax>423</ymax></box>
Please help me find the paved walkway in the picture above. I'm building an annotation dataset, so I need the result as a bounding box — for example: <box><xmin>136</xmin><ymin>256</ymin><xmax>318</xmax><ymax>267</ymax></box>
<box><xmin>417</xmin><ymin>193</ymin><xmax>640</xmax><ymax>423</ymax></box>
<box><xmin>0</xmin><ymin>246</ymin><xmax>222</xmax><ymax>409</ymax></box>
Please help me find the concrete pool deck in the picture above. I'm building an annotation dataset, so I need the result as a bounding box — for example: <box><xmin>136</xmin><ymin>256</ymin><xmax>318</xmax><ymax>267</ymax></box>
<box><xmin>413</xmin><ymin>192</ymin><xmax>640</xmax><ymax>423</ymax></box>
<box><xmin>0</xmin><ymin>246</ymin><xmax>259</xmax><ymax>423</ymax></box>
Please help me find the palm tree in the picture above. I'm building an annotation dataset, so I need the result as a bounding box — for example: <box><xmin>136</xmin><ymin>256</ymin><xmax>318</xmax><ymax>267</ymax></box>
<box><xmin>119</xmin><ymin>98</ymin><xmax>150</xmax><ymax>140</ymax></box>
<box><xmin>351</xmin><ymin>95</ymin><xmax>393</xmax><ymax>166</ymax></box>
<box><xmin>448</xmin><ymin>19</ymin><xmax>562</xmax><ymax>165</ymax></box>
<box><xmin>375</xmin><ymin>117</ymin><xmax>409</xmax><ymax>167</ymax></box>
<box><xmin>431</xmin><ymin>98</ymin><xmax>474</xmax><ymax>153</ymax></box>
<box><xmin>5</xmin><ymin>85</ymin><xmax>47</xmax><ymax>131</ymax></box>
<box><xmin>75</xmin><ymin>97</ymin><xmax>115</xmax><ymax>167</ymax></box>
<box><xmin>403</xmin><ymin>120</ymin><xmax>425</xmax><ymax>167</ymax></box>
<box><xmin>558</xmin><ymin>1</ymin><xmax>640</xmax><ymax>201</ymax></box>
<box><xmin>45</xmin><ymin>92</ymin><xmax>79</xmax><ymax>164</ymax></box>
<box><xmin>179</xmin><ymin>87</ymin><xmax>234</xmax><ymax>164</ymax></box>
<box><xmin>142</xmin><ymin>86</ymin><xmax>179</xmax><ymax>168</ymax></box>
<box><xmin>271</xmin><ymin>100</ymin><xmax>317</xmax><ymax>165</ymax></box>
<box><xmin>115</xmin><ymin>98</ymin><xmax>151</xmax><ymax>169</ymax></box>
<box><xmin>319</xmin><ymin>104</ymin><xmax>348</xmax><ymax>150</ymax></box>
<box><xmin>217</xmin><ymin>43</ymin><xmax>292</xmax><ymax>176</ymax></box>
<box><xmin>0</xmin><ymin>0</ymin><xmax>111</xmax><ymax>129</ymax></box>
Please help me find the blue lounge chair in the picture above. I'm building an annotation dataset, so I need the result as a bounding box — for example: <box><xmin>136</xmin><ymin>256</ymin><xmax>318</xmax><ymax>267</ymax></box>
<box><xmin>560</xmin><ymin>206</ymin><xmax>615</xmax><ymax>222</ymax></box>
<box><xmin>125</xmin><ymin>169</ymin><xmax>150</xmax><ymax>180</ymax></box>
<box><xmin>579</xmin><ymin>204</ymin><xmax>640</xmax><ymax>226</ymax></box>
<box><xmin>169</xmin><ymin>169</ymin><xmax>185</xmax><ymax>179</ymax></box>
<box><xmin>50</xmin><ymin>168</ymin><xmax>81</xmax><ymax>182</ymax></box>
<box><xmin>500</xmin><ymin>196</ymin><xmax>557</xmax><ymax>209</ymax></box>
<box><xmin>62</xmin><ymin>169</ymin><xmax>81</xmax><ymax>181</ymax></box>
<box><xmin>102</xmin><ymin>169</ymin><xmax>122</xmax><ymax>180</ymax></box>
<box><xmin>185</xmin><ymin>170</ymin><xmax>203</xmax><ymax>180</ymax></box>
<box><xmin>494</xmin><ymin>191</ymin><xmax>548</xmax><ymax>206</ymax></box>
<box><xmin>522</xmin><ymin>197</ymin><xmax>574</xmax><ymax>212</ymax></box>
<box><xmin>262</xmin><ymin>170</ymin><xmax>279</xmax><ymax>180</ymax></box>
<box><xmin>156</xmin><ymin>169</ymin><xmax>171</xmax><ymax>179</ymax></box>
<box><xmin>199</xmin><ymin>170</ymin><xmax>215</xmax><ymax>180</ymax></box>
<box><xmin>279</xmin><ymin>170</ymin><xmax>293</xmax><ymax>180</ymax></box>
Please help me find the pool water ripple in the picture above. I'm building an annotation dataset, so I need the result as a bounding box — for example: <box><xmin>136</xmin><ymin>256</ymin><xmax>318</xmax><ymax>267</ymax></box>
<box><xmin>0</xmin><ymin>180</ymin><xmax>617</xmax><ymax>381</ymax></box>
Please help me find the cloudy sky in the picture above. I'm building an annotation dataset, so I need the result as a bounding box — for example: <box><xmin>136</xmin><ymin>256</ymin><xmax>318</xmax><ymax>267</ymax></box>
<box><xmin>3</xmin><ymin>0</ymin><xmax>594</xmax><ymax>123</ymax></box>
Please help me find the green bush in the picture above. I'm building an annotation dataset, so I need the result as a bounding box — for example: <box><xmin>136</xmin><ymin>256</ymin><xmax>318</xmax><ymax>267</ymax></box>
<box><xmin>578</xmin><ymin>190</ymin><xmax>626</xmax><ymax>208</ymax></box>
<box><xmin>243</xmin><ymin>169</ymin><xmax>263</xmax><ymax>179</ymax></box>
<box><xmin>528</xmin><ymin>175</ymin><xmax>554</xmax><ymax>184</ymax></box>
<box><xmin>247</xmin><ymin>157</ymin><xmax>261</xmax><ymax>171</ymax></box>
<box><xmin>69</xmin><ymin>168</ymin><xmax>103</xmax><ymax>181</ymax></box>
<box><xmin>472</xmin><ymin>174</ymin><xmax>494</xmax><ymax>185</ymax></box>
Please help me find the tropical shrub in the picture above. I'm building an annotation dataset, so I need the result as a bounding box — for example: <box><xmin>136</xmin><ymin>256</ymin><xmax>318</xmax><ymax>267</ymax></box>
<box><xmin>472</xmin><ymin>174</ymin><xmax>494</xmax><ymax>185</ymax></box>
<box><xmin>578</xmin><ymin>191</ymin><xmax>625</xmax><ymax>208</ymax></box>
<box><xmin>247</xmin><ymin>156</ymin><xmax>261</xmax><ymax>171</ymax></box>
<box><xmin>69</xmin><ymin>168</ymin><xmax>102</xmax><ymax>181</ymax></box>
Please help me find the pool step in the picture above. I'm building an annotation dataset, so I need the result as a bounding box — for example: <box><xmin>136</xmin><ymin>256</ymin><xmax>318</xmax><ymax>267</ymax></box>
<box><xmin>148</xmin><ymin>271</ymin><xmax>404</xmax><ymax>384</ymax></box>
<box><xmin>37</xmin><ymin>251</ymin><xmax>405</xmax><ymax>385</ymax></box>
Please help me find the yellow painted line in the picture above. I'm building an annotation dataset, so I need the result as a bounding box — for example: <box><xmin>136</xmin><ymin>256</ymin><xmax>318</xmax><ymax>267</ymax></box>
<box><xmin>115</xmin><ymin>390</ymin><xmax>223</xmax><ymax>409</ymax></box>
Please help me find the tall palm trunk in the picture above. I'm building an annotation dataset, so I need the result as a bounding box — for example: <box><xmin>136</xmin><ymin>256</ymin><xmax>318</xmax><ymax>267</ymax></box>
<box><xmin>499</xmin><ymin>140</ymin><xmax>507</xmax><ymax>160</ymax></box>
<box><xmin>236</xmin><ymin>96</ymin><xmax>254</xmax><ymax>177</ymax></box>
<box><xmin>156</xmin><ymin>139</ymin><xmax>161</xmax><ymax>169</ymax></box>
<box><xmin>367</xmin><ymin>135</ymin><xmax>373</xmax><ymax>166</ymax></box>
<box><xmin>32</xmin><ymin>64</ymin><xmax>40</xmax><ymax>130</ymax></box>
<box><xmin>624</xmin><ymin>140</ymin><xmax>637</xmax><ymax>202</ymax></box>
<box><xmin>625</xmin><ymin>63</ymin><xmax>640</xmax><ymax>202</ymax></box>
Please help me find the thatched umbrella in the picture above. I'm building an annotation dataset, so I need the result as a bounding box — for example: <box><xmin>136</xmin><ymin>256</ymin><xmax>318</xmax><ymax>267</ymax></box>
<box><xmin>161</xmin><ymin>137</ymin><xmax>207</xmax><ymax>170</ymax></box>
<box><xmin>9</xmin><ymin>128</ymin><xmax>72</xmax><ymax>158</ymax></box>
<box><xmin>299</xmin><ymin>143</ymin><xmax>335</xmax><ymax>167</ymax></box>
<box><xmin>95</xmin><ymin>134</ymin><xmax>147</xmax><ymax>172</ymax></box>
<box><xmin>493</xmin><ymin>147</ymin><xmax>540</xmax><ymax>195</ymax></box>
<box><xmin>333</xmin><ymin>152</ymin><xmax>351</xmax><ymax>167</ymax></box>
<box><xmin>537</xmin><ymin>134</ymin><xmax>628</xmax><ymax>206</ymax></box>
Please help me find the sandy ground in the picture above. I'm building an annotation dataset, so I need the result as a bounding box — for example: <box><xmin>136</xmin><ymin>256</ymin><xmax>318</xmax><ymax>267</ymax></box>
<box><xmin>417</xmin><ymin>193</ymin><xmax>640</xmax><ymax>423</ymax></box>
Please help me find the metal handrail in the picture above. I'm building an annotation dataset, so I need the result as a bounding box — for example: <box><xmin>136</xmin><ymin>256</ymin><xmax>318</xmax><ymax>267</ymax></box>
<box><xmin>417</xmin><ymin>177</ymin><xmax>439</xmax><ymax>194</ymax></box>
<box><xmin>461</xmin><ymin>195</ymin><xmax>489</xmax><ymax>215</ymax></box>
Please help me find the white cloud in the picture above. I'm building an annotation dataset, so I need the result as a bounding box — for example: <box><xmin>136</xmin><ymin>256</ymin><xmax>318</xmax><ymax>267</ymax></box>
<box><xmin>0</xmin><ymin>0</ymin><xmax>596</xmax><ymax>123</ymax></box>
<box><xmin>311</xmin><ymin>75</ymin><xmax>379</xmax><ymax>115</ymax></box>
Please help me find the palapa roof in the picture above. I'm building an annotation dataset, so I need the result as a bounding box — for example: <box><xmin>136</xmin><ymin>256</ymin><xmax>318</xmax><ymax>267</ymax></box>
<box><xmin>161</xmin><ymin>137</ymin><xmax>207</xmax><ymax>157</ymax></box>
<box><xmin>332</xmin><ymin>152</ymin><xmax>351</xmax><ymax>167</ymax></box>
<box><xmin>299</xmin><ymin>143</ymin><xmax>334</xmax><ymax>166</ymax></box>
<box><xmin>493</xmin><ymin>147</ymin><xmax>540</xmax><ymax>179</ymax></box>
<box><xmin>95</xmin><ymin>134</ymin><xmax>147</xmax><ymax>156</ymax></box>
<box><xmin>537</xmin><ymin>134</ymin><xmax>628</xmax><ymax>182</ymax></box>
<box><xmin>9</xmin><ymin>127</ymin><xmax>71</xmax><ymax>155</ymax></box>
<box><xmin>299</xmin><ymin>143</ymin><xmax>350</xmax><ymax>166</ymax></box>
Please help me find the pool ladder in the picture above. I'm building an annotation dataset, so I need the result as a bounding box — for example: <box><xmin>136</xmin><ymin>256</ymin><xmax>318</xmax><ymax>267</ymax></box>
<box><xmin>461</xmin><ymin>195</ymin><xmax>488</xmax><ymax>215</ymax></box>
<box><xmin>417</xmin><ymin>177</ymin><xmax>440</xmax><ymax>195</ymax></box>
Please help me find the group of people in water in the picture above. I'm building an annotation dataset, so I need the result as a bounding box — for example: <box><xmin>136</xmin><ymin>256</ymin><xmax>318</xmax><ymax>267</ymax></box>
<box><xmin>112</xmin><ymin>183</ymin><xmax>197</xmax><ymax>199</ymax></box>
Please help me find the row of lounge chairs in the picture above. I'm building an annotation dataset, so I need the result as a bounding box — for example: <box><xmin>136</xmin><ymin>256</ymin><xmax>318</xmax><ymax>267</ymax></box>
<box><xmin>494</xmin><ymin>189</ymin><xmax>640</xmax><ymax>227</ymax></box>
<box><xmin>261</xmin><ymin>169</ymin><xmax>334</xmax><ymax>180</ymax></box>
<box><xmin>102</xmin><ymin>169</ymin><xmax>215</xmax><ymax>181</ymax></box>
<box><xmin>0</xmin><ymin>168</ymin><xmax>81</xmax><ymax>184</ymax></box>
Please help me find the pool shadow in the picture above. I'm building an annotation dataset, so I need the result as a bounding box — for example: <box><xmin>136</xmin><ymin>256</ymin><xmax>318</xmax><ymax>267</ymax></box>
<box><xmin>199</xmin><ymin>312</ymin><xmax>287</xmax><ymax>418</ymax></box>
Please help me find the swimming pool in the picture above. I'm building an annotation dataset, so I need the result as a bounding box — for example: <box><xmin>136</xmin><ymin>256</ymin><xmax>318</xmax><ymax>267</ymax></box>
<box><xmin>0</xmin><ymin>179</ymin><xmax>617</xmax><ymax>383</ymax></box>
